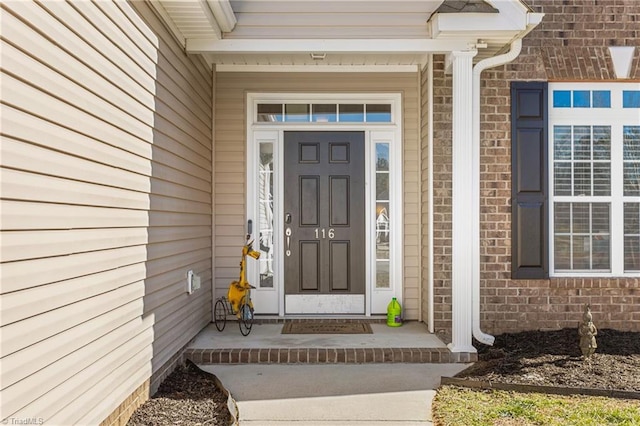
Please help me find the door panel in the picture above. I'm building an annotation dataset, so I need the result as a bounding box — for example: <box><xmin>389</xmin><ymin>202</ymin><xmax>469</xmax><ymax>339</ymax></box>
<box><xmin>330</xmin><ymin>241</ymin><xmax>350</xmax><ymax>291</ymax></box>
<box><xmin>300</xmin><ymin>241</ymin><xmax>320</xmax><ymax>290</ymax></box>
<box><xmin>330</xmin><ymin>177</ymin><xmax>350</xmax><ymax>225</ymax></box>
<box><xmin>300</xmin><ymin>177</ymin><xmax>319</xmax><ymax>225</ymax></box>
<box><xmin>284</xmin><ymin>131</ymin><xmax>365</xmax><ymax>303</ymax></box>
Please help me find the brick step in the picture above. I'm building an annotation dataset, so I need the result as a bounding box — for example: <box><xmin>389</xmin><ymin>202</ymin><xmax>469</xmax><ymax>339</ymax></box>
<box><xmin>185</xmin><ymin>347</ymin><xmax>477</xmax><ymax>364</ymax></box>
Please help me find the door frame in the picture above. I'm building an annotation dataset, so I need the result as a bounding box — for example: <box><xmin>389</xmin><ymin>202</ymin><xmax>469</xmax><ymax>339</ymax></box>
<box><xmin>246</xmin><ymin>92</ymin><xmax>403</xmax><ymax>316</ymax></box>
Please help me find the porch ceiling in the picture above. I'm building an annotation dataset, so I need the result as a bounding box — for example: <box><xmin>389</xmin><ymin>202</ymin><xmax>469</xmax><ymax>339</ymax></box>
<box><xmin>152</xmin><ymin>0</ymin><xmax>541</xmax><ymax>69</ymax></box>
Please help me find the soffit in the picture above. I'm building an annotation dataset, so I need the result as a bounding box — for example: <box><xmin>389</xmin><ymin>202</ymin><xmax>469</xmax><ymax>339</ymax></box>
<box><xmin>153</xmin><ymin>0</ymin><xmax>541</xmax><ymax>69</ymax></box>
<box><xmin>151</xmin><ymin>0</ymin><xmax>222</xmax><ymax>42</ymax></box>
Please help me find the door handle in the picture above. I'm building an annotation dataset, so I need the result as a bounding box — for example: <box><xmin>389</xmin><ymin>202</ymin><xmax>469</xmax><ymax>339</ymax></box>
<box><xmin>285</xmin><ymin>227</ymin><xmax>292</xmax><ymax>256</ymax></box>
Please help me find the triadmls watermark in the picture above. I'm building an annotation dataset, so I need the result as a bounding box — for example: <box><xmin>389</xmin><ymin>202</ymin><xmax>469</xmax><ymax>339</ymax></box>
<box><xmin>2</xmin><ymin>418</ymin><xmax>44</xmax><ymax>425</ymax></box>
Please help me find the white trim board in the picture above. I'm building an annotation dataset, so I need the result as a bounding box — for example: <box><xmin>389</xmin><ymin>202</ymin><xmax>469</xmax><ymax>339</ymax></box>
<box><xmin>216</xmin><ymin>65</ymin><xmax>421</xmax><ymax>73</ymax></box>
<box><xmin>188</xmin><ymin>38</ymin><xmax>475</xmax><ymax>54</ymax></box>
<box><xmin>285</xmin><ymin>295</ymin><xmax>365</xmax><ymax>314</ymax></box>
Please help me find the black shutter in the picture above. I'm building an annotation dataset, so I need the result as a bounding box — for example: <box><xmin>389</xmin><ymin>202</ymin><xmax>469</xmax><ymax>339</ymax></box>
<box><xmin>511</xmin><ymin>82</ymin><xmax>548</xmax><ymax>279</ymax></box>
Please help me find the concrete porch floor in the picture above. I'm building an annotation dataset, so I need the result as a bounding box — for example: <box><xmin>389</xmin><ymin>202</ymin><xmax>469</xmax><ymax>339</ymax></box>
<box><xmin>190</xmin><ymin>321</ymin><xmax>443</xmax><ymax>350</ymax></box>
<box><xmin>185</xmin><ymin>321</ymin><xmax>477</xmax><ymax>364</ymax></box>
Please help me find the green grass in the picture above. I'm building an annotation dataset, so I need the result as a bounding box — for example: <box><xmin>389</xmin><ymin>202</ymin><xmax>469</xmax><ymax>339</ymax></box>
<box><xmin>432</xmin><ymin>386</ymin><xmax>640</xmax><ymax>426</ymax></box>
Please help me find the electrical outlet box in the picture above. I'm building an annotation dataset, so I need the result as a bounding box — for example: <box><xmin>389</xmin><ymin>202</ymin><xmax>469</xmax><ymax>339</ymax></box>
<box><xmin>192</xmin><ymin>274</ymin><xmax>201</xmax><ymax>291</ymax></box>
<box><xmin>187</xmin><ymin>270</ymin><xmax>194</xmax><ymax>294</ymax></box>
<box><xmin>187</xmin><ymin>270</ymin><xmax>201</xmax><ymax>294</ymax></box>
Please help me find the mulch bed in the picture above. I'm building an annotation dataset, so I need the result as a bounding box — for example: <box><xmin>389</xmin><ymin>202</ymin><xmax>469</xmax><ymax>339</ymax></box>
<box><xmin>127</xmin><ymin>362</ymin><xmax>232</xmax><ymax>426</ymax></box>
<box><xmin>456</xmin><ymin>328</ymin><xmax>640</xmax><ymax>392</ymax></box>
<box><xmin>127</xmin><ymin>328</ymin><xmax>640</xmax><ymax>424</ymax></box>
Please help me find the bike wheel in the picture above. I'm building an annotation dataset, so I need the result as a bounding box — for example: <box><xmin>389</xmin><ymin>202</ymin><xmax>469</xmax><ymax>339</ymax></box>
<box><xmin>214</xmin><ymin>299</ymin><xmax>227</xmax><ymax>332</ymax></box>
<box><xmin>238</xmin><ymin>301</ymin><xmax>253</xmax><ymax>336</ymax></box>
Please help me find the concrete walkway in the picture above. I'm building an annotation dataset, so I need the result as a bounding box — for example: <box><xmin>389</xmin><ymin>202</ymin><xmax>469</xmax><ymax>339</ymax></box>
<box><xmin>200</xmin><ymin>363</ymin><xmax>469</xmax><ymax>425</ymax></box>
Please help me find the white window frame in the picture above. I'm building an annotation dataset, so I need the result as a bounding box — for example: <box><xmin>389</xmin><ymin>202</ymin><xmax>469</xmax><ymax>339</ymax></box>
<box><xmin>246</xmin><ymin>93</ymin><xmax>404</xmax><ymax>315</ymax></box>
<box><xmin>549</xmin><ymin>82</ymin><xmax>640</xmax><ymax>277</ymax></box>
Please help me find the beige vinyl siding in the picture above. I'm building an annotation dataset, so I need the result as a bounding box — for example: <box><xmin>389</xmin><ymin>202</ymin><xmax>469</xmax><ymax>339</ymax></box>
<box><xmin>214</xmin><ymin>72</ymin><xmax>420</xmax><ymax>319</ymax></box>
<box><xmin>0</xmin><ymin>1</ymin><xmax>212</xmax><ymax>424</ymax></box>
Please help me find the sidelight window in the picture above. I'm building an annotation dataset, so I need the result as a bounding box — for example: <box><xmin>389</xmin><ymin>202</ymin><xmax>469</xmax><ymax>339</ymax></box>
<box><xmin>258</xmin><ymin>142</ymin><xmax>275</xmax><ymax>287</ymax></box>
<box><xmin>375</xmin><ymin>143</ymin><xmax>390</xmax><ymax>288</ymax></box>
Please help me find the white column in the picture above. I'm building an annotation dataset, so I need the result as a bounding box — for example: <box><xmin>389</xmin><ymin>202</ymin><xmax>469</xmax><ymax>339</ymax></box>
<box><xmin>449</xmin><ymin>50</ymin><xmax>478</xmax><ymax>353</ymax></box>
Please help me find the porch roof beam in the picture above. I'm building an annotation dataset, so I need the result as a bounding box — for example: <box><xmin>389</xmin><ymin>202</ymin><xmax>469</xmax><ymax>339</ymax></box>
<box><xmin>186</xmin><ymin>38</ymin><xmax>478</xmax><ymax>55</ymax></box>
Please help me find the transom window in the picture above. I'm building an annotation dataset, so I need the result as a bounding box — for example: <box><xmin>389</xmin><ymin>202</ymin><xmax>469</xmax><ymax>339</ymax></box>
<box><xmin>256</xmin><ymin>103</ymin><xmax>392</xmax><ymax>123</ymax></box>
<box><xmin>550</xmin><ymin>83</ymin><xmax>640</xmax><ymax>276</ymax></box>
<box><xmin>553</xmin><ymin>90</ymin><xmax>612</xmax><ymax>108</ymax></box>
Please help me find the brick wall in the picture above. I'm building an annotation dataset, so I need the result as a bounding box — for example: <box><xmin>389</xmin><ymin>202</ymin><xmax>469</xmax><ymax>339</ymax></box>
<box><xmin>431</xmin><ymin>58</ymin><xmax>454</xmax><ymax>341</ymax></box>
<box><xmin>99</xmin><ymin>381</ymin><xmax>150</xmax><ymax>426</ymax></box>
<box><xmin>431</xmin><ymin>0</ymin><xmax>640</xmax><ymax>339</ymax></box>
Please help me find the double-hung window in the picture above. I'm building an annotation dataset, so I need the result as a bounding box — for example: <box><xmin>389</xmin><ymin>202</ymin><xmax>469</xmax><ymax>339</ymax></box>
<box><xmin>549</xmin><ymin>83</ymin><xmax>640</xmax><ymax>276</ymax></box>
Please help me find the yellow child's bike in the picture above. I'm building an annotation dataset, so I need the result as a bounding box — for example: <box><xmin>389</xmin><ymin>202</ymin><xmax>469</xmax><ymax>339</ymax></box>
<box><xmin>214</xmin><ymin>239</ymin><xmax>260</xmax><ymax>336</ymax></box>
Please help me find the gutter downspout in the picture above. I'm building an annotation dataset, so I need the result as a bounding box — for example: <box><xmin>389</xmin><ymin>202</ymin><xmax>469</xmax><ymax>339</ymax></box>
<box><xmin>471</xmin><ymin>10</ymin><xmax>544</xmax><ymax>346</ymax></box>
<box><xmin>207</xmin><ymin>0</ymin><xmax>237</xmax><ymax>33</ymax></box>
<box><xmin>471</xmin><ymin>39</ymin><xmax>522</xmax><ymax>346</ymax></box>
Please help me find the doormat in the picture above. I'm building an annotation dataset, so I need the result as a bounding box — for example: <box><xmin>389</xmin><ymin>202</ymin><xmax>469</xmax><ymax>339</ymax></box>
<box><xmin>281</xmin><ymin>322</ymin><xmax>373</xmax><ymax>334</ymax></box>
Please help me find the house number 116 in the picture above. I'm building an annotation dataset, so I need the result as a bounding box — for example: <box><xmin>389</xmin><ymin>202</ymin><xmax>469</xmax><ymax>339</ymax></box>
<box><xmin>314</xmin><ymin>228</ymin><xmax>335</xmax><ymax>239</ymax></box>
